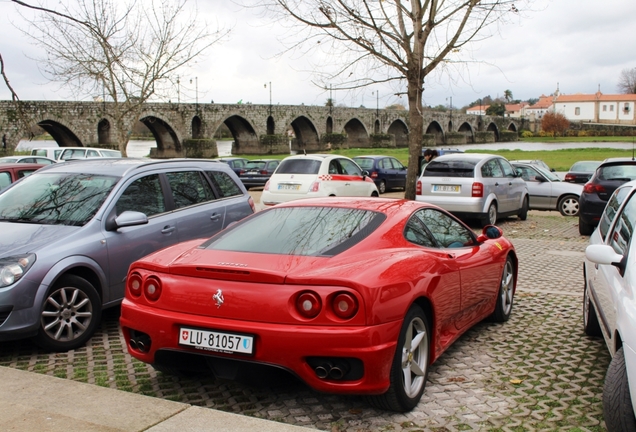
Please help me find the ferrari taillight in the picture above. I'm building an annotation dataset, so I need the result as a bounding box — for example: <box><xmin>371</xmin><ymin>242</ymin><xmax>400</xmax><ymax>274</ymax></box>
<box><xmin>309</xmin><ymin>181</ymin><xmax>320</xmax><ymax>192</ymax></box>
<box><xmin>296</xmin><ymin>291</ymin><xmax>322</xmax><ymax>318</ymax></box>
<box><xmin>128</xmin><ymin>272</ymin><xmax>143</xmax><ymax>298</ymax></box>
<box><xmin>144</xmin><ymin>277</ymin><xmax>162</xmax><ymax>302</ymax></box>
<box><xmin>332</xmin><ymin>292</ymin><xmax>358</xmax><ymax>319</ymax></box>
<box><xmin>472</xmin><ymin>182</ymin><xmax>484</xmax><ymax>197</ymax></box>
<box><xmin>416</xmin><ymin>180</ymin><xmax>422</xmax><ymax>195</ymax></box>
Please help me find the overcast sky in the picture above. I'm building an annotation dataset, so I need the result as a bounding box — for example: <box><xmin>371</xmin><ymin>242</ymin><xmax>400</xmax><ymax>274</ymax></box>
<box><xmin>1</xmin><ymin>0</ymin><xmax>635</xmax><ymax>109</ymax></box>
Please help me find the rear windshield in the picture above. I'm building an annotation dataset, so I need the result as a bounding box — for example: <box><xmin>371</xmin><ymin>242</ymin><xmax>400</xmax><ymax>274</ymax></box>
<box><xmin>354</xmin><ymin>158</ymin><xmax>374</xmax><ymax>170</ymax></box>
<box><xmin>423</xmin><ymin>160</ymin><xmax>476</xmax><ymax>178</ymax></box>
<box><xmin>276</xmin><ymin>159</ymin><xmax>322</xmax><ymax>175</ymax></box>
<box><xmin>202</xmin><ymin>206</ymin><xmax>386</xmax><ymax>256</ymax></box>
<box><xmin>245</xmin><ymin>161</ymin><xmax>266</xmax><ymax>169</ymax></box>
<box><xmin>100</xmin><ymin>150</ymin><xmax>122</xmax><ymax>157</ymax></box>
<box><xmin>570</xmin><ymin>161</ymin><xmax>600</xmax><ymax>172</ymax></box>
<box><xmin>597</xmin><ymin>164</ymin><xmax>636</xmax><ymax>181</ymax></box>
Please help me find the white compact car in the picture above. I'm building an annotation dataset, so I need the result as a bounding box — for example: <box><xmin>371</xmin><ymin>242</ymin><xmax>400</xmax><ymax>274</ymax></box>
<box><xmin>583</xmin><ymin>179</ymin><xmax>636</xmax><ymax>431</ymax></box>
<box><xmin>261</xmin><ymin>154</ymin><xmax>379</xmax><ymax>205</ymax></box>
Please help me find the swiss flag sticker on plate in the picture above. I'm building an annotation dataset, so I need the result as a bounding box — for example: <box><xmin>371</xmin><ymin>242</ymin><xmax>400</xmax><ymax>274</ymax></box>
<box><xmin>181</xmin><ymin>330</ymin><xmax>189</xmax><ymax>340</ymax></box>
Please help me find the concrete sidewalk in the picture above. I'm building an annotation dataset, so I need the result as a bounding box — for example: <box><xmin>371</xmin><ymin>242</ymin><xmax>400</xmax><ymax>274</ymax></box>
<box><xmin>0</xmin><ymin>366</ymin><xmax>313</xmax><ymax>432</ymax></box>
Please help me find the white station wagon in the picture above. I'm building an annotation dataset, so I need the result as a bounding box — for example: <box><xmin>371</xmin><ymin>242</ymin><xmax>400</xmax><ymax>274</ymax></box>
<box><xmin>261</xmin><ymin>154</ymin><xmax>379</xmax><ymax>206</ymax></box>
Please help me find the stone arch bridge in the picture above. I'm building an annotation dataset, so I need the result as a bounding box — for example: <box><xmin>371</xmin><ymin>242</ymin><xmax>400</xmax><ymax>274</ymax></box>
<box><xmin>0</xmin><ymin>101</ymin><xmax>523</xmax><ymax>157</ymax></box>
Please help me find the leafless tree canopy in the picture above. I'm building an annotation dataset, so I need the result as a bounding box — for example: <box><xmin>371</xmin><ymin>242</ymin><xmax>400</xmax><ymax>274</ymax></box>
<box><xmin>259</xmin><ymin>0</ymin><xmax>531</xmax><ymax>199</ymax></box>
<box><xmin>618</xmin><ymin>67</ymin><xmax>636</xmax><ymax>94</ymax></box>
<box><xmin>13</xmin><ymin>0</ymin><xmax>228</xmax><ymax>155</ymax></box>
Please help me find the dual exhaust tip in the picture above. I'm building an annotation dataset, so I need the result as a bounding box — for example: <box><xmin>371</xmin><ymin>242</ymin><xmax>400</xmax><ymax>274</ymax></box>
<box><xmin>314</xmin><ymin>361</ymin><xmax>350</xmax><ymax>380</ymax></box>
<box><xmin>129</xmin><ymin>330</ymin><xmax>151</xmax><ymax>353</ymax></box>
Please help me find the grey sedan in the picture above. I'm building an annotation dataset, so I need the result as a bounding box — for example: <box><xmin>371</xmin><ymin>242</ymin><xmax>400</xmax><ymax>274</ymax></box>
<box><xmin>0</xmin><ymin>158</ymin><xmax>254</xmax><ymax>351</ymax></box>
<box><xmin>513</xmin><ymin>162</ymin><xmax>583</xmax><ymax>216</ymax></box>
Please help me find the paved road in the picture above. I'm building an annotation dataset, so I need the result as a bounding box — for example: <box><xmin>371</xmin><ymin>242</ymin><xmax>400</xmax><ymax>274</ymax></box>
<box><xmin>0</xmin><ymin>198</ymin><xmax>609</xmax><ymax>431</ymax></box>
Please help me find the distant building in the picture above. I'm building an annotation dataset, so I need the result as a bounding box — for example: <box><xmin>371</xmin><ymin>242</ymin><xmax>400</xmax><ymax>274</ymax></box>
<box><xmin>466</xmin><ymin>105</ymin><xmax>488</xmax><ymax>115</ymax></box>
<box><xmin>553</xmin><ymin>92</ymin><xmax>636</xmax><ymax>125</ymax></box>
<box><xmin>504</xmin><ymin>102</ymin><xmax>529</xmax><ymax>118</ymax></box>
<box><xmin>525</xmin><ymin>95</ymin><xmax>555</xmax><ymax>120</ymax></box>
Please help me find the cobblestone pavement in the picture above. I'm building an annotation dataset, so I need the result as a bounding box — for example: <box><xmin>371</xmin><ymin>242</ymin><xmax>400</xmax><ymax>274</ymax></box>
<box><xmin>0</xmin><ymin>211</ymin><xmax>610</xmax><ymax>432</ymax></box>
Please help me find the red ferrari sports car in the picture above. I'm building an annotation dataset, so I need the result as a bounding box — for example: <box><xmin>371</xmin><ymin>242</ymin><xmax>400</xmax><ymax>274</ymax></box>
<box><xmin>120</xmin><ymin>197</ymin><xmax>517</xmax><ymax>412</ymax></box>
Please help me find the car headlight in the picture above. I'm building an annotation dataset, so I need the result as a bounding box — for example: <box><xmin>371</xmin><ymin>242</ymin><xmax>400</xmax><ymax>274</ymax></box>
<box><xmin>0</xmin><ymin>254</ymin><xmax>36</xmax><ymax>288</ymax></box>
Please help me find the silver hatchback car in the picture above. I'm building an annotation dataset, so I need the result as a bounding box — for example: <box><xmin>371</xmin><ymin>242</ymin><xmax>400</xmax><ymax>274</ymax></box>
<box><xmin>416</xmin><ymin>153</ymin><xmax>529</xmax><ymax>227</ymax></box>
<box><xmin>0</xmin><ymin>158</ymin><xmax>255</xmax><ymax>351</ymax></box>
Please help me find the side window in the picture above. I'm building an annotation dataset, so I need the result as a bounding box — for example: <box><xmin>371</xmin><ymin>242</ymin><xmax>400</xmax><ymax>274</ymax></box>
<box><xmin>481</xmin><ymin>160</ymin><xmax>502</xmax><ymax>178</ymax></box>
<box><xmin>339</xmin><ymin>159</ymin><xmax>363</xmax><ymax>176</ymax></box>
<box><xmin>499</xmin><ymin>159</ymin><xmax>516</xmax><ymax>178</ymax></box>
<box><xmin>417</xmin><ymin>208</ymin><xmax>474</xmax><ymax>248</ymax></box>
<box><xmin>380</xmin><ymin>158</ymin><xmax>392</xmax><ymax>169</ymax></box>
<box><xmin>328</xmin><ymin>160</ymin><xmax>340</xmax><ymax>174</ymax></box>
<box><xmin>600</xmin><ymin>186</ymin><xmax>632</xmax><ymax>240</ymax></box>
<box><xmin>0</xmin><ymin>172</ymin><xmax>11</xmax><ymax>189</ymax></box>
<box><xmin>115</xmin><ymin>174</ymin><xmax>166</xmax><ymax>217</ymax></box>
<box><xmin>516</xmin><ymin>166</ymin><xmax>538</xmax><ymax>182</ymax></box>
<box><xmin>404</xmin><ymin>211</ymin><xmax>437</xmax><ymax>248</ymax></box>
<box><xmin>166</xmin><ymin>171</ymin><xmax>215</xmax><ymax>209</ymax></box>
<box><xmin>609</xmin><ymin>195</ymin><xmax>636</xmax><ymax>255</ymax></box>
<box><xmin>391</xmin><ymin>158</ymin><xmax>405</xmax><ymax>170</ymax></box>
<box><xmin>206</xmin><ymin>170</ymin><xmax>243</xmax><ymax>198</ymax></box>
<box><xmin>17</xmin><ymin>170</ymin><xmax>38</xmax><ymax>179</ymax></box>
<box><xmin>87</xmin><ymin>150</ymin><xmax>100</xmax><ymax>157</ymax></box>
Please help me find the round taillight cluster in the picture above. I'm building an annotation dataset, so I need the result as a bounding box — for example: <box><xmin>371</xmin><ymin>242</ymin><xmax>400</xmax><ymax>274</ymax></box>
<box><xmin>296</xmin><ymin>291</ymin><xmax>321</xmax><ymax>318</ymax></box>
<box><xmin>128</xmin><ymin>272</ymin><xmax>143</xmax><ymax>298</ymax></box>
<box><xmin>332</xmin><ymin>292</ymin><xmax>358</xmax><ymax>319</ymax></box>
<box><xmin>143</xmin><ymin>276</ymin><xmax>162</xmax><ymax>302</ymax></box>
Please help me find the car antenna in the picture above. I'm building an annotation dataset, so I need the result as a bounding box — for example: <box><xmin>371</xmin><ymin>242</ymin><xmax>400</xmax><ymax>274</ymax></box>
<box><xmin>303</xmin><ymin>149</ymin><xmax>307</xmax><ymax>156</ymax></box>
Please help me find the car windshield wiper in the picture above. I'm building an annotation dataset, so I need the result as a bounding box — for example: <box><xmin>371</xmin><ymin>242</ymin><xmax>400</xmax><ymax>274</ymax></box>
<box><xmin>606</xmin><ymin>177</ymin><xmax>633</xmax><ymax>182</ymax></box>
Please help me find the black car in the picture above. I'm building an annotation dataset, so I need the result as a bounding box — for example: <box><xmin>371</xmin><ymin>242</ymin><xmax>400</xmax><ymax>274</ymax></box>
<box><xmin>213</xmin><ymin>157</ymin><xmax>249</xmax><ymax>176</ymax></box>
<box><xmin>578</xmin><ymin>158</ymin><xmax>636</xmax><ymax>235</ymax></box>
<box><xmin>238</xmin><ymin>159</ymin><xmax>280</xmax><ymax>189</ymax></box>
<box><xmin>352</xmin><ymin>155</ymin><xmax>407</xmax><ymax>194</ymax></box>
<box><xmin>564</xmin><ymin>160</ymin><xmax>601</xmax><ymax>184</ymax></box>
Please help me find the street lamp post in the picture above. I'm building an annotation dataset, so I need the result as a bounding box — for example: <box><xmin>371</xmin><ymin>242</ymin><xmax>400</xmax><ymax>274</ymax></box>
<box><xmin>177</xmin><ymin>76</ymin><xmax>180</xmax><ymax>103</ymax></box>
<box><xmin>264</xmin><ymin>82</ymin><xmax>272</xmax><ymax>116</ymax></box>
<box><xmin>190</xmin><ymin>77</ymin><xmax>198</xmax><ymax>105</ymax></box>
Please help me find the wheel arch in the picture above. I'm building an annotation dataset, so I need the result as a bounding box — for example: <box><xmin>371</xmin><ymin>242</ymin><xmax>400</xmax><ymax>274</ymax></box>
<box><xmin>38</xmin><ymin>257</ymin><xmax>106</xmax><ymax>304</ymax></box>
<box><xmin>412</xmin><ymin>296</ymin><xmax>435</xmax><ymax>358</ymax></box>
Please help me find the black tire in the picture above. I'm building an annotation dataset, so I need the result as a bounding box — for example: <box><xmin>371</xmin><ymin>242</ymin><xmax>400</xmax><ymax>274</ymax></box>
<box><xmin>490</xmin><ymin>256</ymin><xmax>515</xmax><ymax>322</ymax></box>
<box><xmin>481</xmin><ymin>202</ymin><xmax>498</xmax><ymax>228</ymax></box>
<box><xmin>579</xmin><ymin>217</ymin><xmax>594</xmax><ymax>236</ymax></box>
<box><xmin>367</xmin><ymin>304</ymin><xmax>430</xmax><ymax>412</ymax></box>
<box><xmin>583</xmin><ymin>279</ymin><xmax>602</xmax><ymax>337</ymax></box>
<box><xmin>558</xmin><ymin>195</ymin><xmax>580</xmax><ymax>217</ymax></box>
<box><xmin>371</xmin><ymin>191</ymin><xmax>379</xmax><ymax>197</ymax></box>
<box><xmin>603</xmin><ymin>347</ymin><xmax>636</xmax><ymax>432</ymax></box>
<box><xmin>33</xmin><ymin>275</ymin><xmax>101</xmax><ymax>352</ymax></box>
<box><xmin>518</xmin><ymin>196</ymin><xmax>529</xmax><ymax>221</ymax></box>
<box><xmin>378</xmin><ymin>180</ymin><xmax>387</xmax><ymax>194</ymax></box>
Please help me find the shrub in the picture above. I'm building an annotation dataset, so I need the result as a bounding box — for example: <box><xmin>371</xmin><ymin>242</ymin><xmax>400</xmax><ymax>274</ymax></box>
<box><xmin>521</xmin><ymin>130</ymin><xmax>534</xmax><ymax>138</ymax></box>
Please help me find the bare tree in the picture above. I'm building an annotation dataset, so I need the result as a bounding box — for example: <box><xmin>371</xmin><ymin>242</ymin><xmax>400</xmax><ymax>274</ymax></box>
<box><xmin>13</xmin><ymin>0</ymin><xmax>228</xmax><ymax>156</ymax></box>
<box><xmin>260</xmin><ymin>0</ymin><xmax>531</xmax><ymax>199</ymax></box>
<box><xmin>618</xmin><ymin>67</ymin><xmax>636</xmax><ymax>94</ymax></box>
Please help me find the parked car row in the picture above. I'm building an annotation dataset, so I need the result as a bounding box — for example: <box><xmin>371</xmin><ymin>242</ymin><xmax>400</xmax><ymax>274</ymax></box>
<box><xmin>29</xmin><ymin>146</ymin><xmax>122</xmax><ymax>161</ymax></box>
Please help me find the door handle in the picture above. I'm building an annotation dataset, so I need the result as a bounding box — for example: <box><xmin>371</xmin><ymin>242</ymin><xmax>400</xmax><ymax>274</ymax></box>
<box><xmin>161</xmin><ymin>226</ymin><xmax>176</xmax><ymax>234</ymax></box>
<box><xmin>210</xmin><ymin>213</ymin><xmax>221</xmax><ymax>222</ymax></box>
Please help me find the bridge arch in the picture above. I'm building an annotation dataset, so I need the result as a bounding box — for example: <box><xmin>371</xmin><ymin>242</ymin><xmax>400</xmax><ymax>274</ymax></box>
<box><xmin>37</xmin><ymin>119</ymin><xmax>83</xmax><ymax>147</ymax></box>
<box><xmin>387</xmin><ymin>119</ymin><xmax>408</xmax><ymax>147</ymax></box>
<box><xmin>487</xmin><ymin>122</ymin><xmax>500</xmax><ymax>141</ymax></box>
<box><xmin>219</xmin><ymin>115</ymin><xmax>259</xmax><ymax>154</ymax></box>
<box><xmin>192</xmin><ymin>115</ymin><xmax>203</xmax><ymax>139</ymax></box>
<box><xmin>140</xmin><ymin>115</ymin><xmax>182</xmax><ymax>152</ymax></box>
<box><xmin>289</xmin><ymin>116</ymin><xmax>319</xmax><ymax>152</ymax></box>
<box><xmin>458</xmin><ymin>122</ymin><xmax>474</xmax><ymax>143</ymax></box>
<box><xmin>343</xmin><ymin>118</ymin><xmax>369</xmax><ymax>147</ymax></box>
<box><xmin>426</xmin><ymin>121</ymin><xmax>444</xmax><ymax>145</ymax></box>
<box><xmin>98</xmin><ymin>119</ymin><xmax>111</xmax><ymax>145</ymax></box>
<box><xmin>326</xmin><ymin>116</ymin><xmax>333</xmax><ymax>134</ymax></box>
<box><xmin>507</xmin><ymin>122</ymin><xmax>518</xmax><ymax>132</ymax></box>
<box><xmin>266</xmin><ymin>116</ymin><xmax>275</xmax><ymax>135</ymax></box>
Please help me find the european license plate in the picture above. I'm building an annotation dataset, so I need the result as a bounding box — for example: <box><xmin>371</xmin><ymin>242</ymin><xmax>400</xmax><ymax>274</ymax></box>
<box><xmin>278</xmin><ymin>184</ymin><xmax>300</xmax><ymax>190</ymax></box>
<box><xmin>433</xmin><ymin>185</ymin><xmax>460</xmax><ymax>192</ymax></box>
<box><xmin>179</xmin><ymin>327</ymin><xmax>254</xmax><ymax>355</ymax></box>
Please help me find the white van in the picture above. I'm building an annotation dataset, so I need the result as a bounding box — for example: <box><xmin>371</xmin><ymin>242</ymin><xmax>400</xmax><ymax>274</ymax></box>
<box><xmin>31</xmin><ymin>148</ymin><xmax>64</xmax><ymax>160</ymax></box>
<box><xmin>57</xmin><ymin>147</ymin><xmax>122</xmax><ymax>161</ymax></box>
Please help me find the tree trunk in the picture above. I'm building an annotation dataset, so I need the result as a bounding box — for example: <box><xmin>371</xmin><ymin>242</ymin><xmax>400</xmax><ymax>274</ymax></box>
<box><xmin>404</xmin><ymin>80</ymin><xmax>424</xmax><ymax>200</ymax></box>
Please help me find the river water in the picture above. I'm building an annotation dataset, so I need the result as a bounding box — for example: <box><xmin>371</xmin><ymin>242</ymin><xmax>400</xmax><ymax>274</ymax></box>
<box><xmin>15</xmin><ymin>139</ymin><xmax>636</xmax><ymax>157</ymax></box>
<box><xmin>16</xmin><ymin>140</ymin><xmax>233</xmax><ymax>158</ymax></box>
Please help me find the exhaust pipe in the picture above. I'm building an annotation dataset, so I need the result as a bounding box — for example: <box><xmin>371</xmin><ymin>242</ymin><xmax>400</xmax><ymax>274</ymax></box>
<box><xmin>129</xmin><ymin>330</ymin><xmax>151</xmax><ymax>353</ymax></box>
<box><xmin>315</xmin><ymin>362</ymin><xmax>332</xmax><ymax>379</ymax></box>
<box><xmin>328</xmin><ymin>362</ymin><xmax>350</xmax><ymax>380</ymax></box>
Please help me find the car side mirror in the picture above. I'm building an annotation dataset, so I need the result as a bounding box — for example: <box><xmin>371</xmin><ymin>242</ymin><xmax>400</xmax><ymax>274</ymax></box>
<box><xmin>106</xmin><ymin>210</ymin><xmax>149</xmax><ymax>231</ymax></box>
<box><xmin>361</xmin><ymin>170</ymin><xmax>369</xmax><ymax>178</ymax></box>
<box><xmin>586</xmin><ymin>244</ymin><xmax>626</xmax><ymax>275</ymax></box>
<box><xmin>476</xmin><ymin>225</ymin><xmax>503</xmax><ymax>242</ymax></box>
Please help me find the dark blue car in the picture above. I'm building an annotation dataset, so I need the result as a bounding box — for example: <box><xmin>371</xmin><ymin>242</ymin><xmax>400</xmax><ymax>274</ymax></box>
<box><xmin>353</xmin><ymin>155</ymin><xmax>407</xmax><ymax>194</ymax></box>
<box><xmin>212</xmin><ymin>157</ymin><xmax>249</xmax><ymax>176</ymax></box>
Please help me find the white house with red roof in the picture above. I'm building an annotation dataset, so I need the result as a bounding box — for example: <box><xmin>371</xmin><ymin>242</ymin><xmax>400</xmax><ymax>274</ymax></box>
<box><xmin>466</xmin><ymin>105</ymin><xmax>488</xmax><ymax>115</ymax></box>
<box><xmin>525</xmin><ymin>95</ymin><xmax>555</xmax><ymax>120</ymax></box>
<box><xmin>553</xmin><ymin>92</ymin><xmax>636</xmax><ymax>124</ymax></box>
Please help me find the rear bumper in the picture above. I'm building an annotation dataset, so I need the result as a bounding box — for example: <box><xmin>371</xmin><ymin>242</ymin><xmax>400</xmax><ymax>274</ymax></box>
<box><xmin>578</xmin><ymin>193</ymin><xmax>607</xmax><ymax>226</ymax></box>
<box><xmin>120</xmin><ymin>300</ymin><xmax>401</xmax><ymax>395</ymax></box>
<box><xmin>415</xmin><ymin>195</ymin><xmax>487</xmax><ymax>214</ymax></box>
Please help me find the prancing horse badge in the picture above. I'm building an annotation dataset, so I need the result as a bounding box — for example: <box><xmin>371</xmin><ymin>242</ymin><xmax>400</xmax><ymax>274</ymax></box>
<box><xmin>213</xmin><ymin>289</ymin><xmax>224</xmax><ymax>308</ymax></box>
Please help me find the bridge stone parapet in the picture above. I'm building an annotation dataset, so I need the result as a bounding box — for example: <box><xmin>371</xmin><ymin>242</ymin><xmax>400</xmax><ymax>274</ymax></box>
<box><xmin>0</xmin><ymin>100</ymin><xmax>521</xmax><ymax>157</ymax></box>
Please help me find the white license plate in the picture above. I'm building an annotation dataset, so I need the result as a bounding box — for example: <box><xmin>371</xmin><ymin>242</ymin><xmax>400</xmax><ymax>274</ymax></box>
<box><xmin>433</xmin><ymin>185</ymin><xmax>460</xmax><ymax>192</ymax></box>
<box><xmin>179</xmin><ymin>327</ymin><xmax>254</xmax><ymax>355</ymax></box>
<box><xmin>278</xmin><ymin>184</ymin><xmax>300</xmax><ymax>190</ymax></box>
